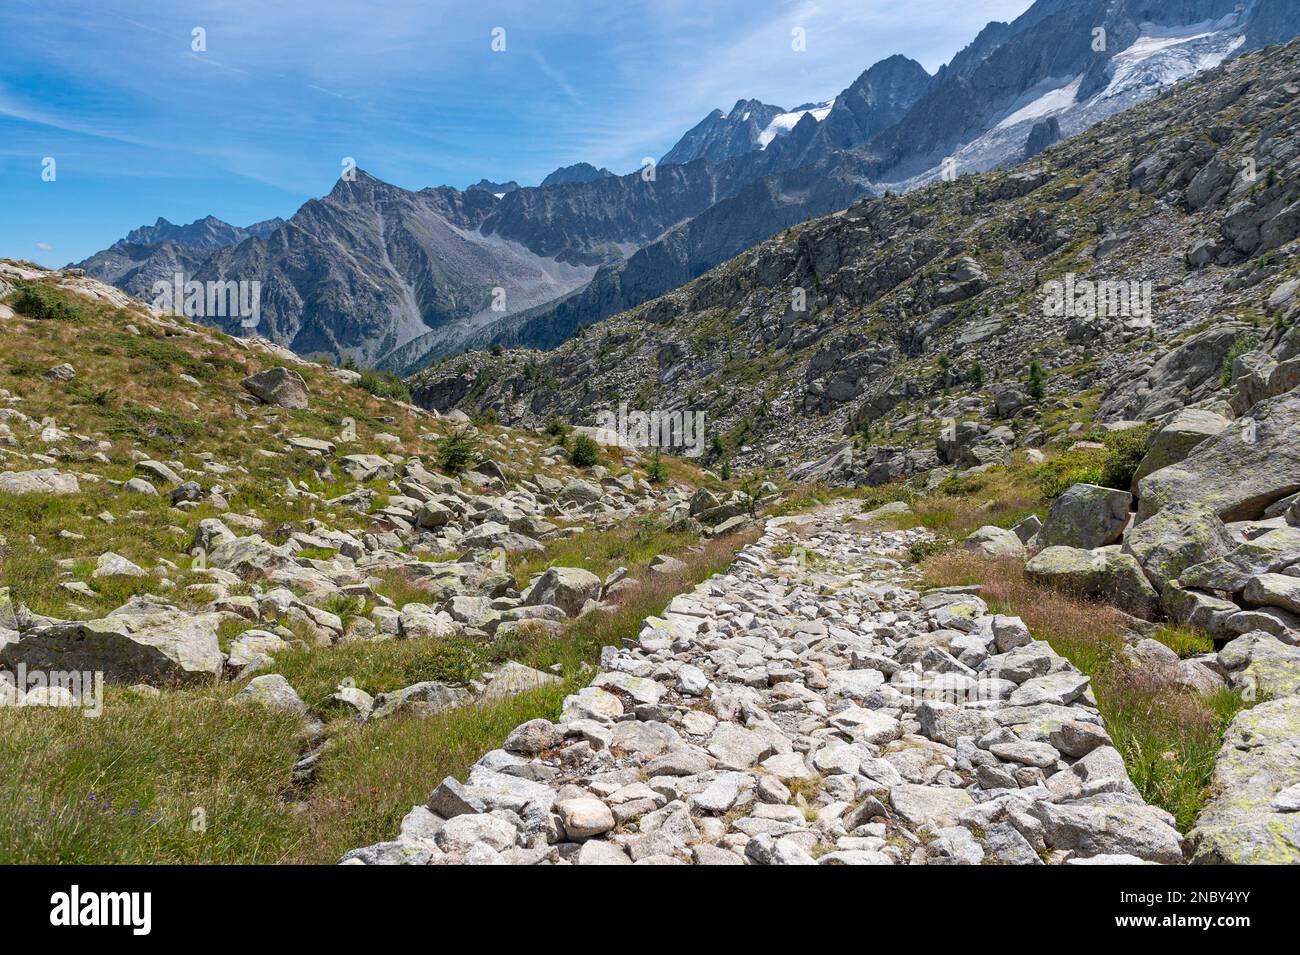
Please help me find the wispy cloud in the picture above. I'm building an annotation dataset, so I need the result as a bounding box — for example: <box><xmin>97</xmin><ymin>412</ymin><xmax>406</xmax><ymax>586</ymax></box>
<box><xmin>530</xmin><ymin>51</ymin><xmax>582</xmax><ymax>104</ymax></box>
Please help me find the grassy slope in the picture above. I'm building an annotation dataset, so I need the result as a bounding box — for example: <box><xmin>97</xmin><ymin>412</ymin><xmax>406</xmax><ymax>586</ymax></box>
<box><xmin>0</xmin><ymin>527</ymin><xmax>748</xmax><ymax>863</ymax></box>
<box><xmin>0</xmin><ymin>275</ymin><xmax>751</xmax><ymax>863</ymax></box>
<box><xmin>0</xmin><ymin>275</ymin><xmax>675</xmax><ymax>618</ymax></box>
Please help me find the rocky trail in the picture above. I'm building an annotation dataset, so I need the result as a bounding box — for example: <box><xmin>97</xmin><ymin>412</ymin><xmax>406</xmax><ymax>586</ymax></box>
<box><xmin>344</xmin><ymin>501</ymin><xmax>1192</xmax><ymax>865</ymax></box>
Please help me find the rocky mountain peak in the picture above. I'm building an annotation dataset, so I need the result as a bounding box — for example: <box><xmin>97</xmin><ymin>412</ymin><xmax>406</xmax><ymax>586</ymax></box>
<box><xmin>540</xmin><ymin>162</ymin><xmax>616</xmax><ymax>187</ymax></box>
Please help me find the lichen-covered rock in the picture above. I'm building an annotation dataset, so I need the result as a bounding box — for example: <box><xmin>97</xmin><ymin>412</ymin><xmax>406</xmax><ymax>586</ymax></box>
<box><xmin>0</xmin><ymin>468</ymin><xmax>80</xmax><ymax>495</ymax></box>
<box><xmin>964</xmin><ymin>525</ymin><xmax>1025</xmax><ymax>560</ymax></box>
<box><xmin>370</xmin><ymin>681</ymin><xmax>471</xmax><ymax>720</ymax></box>
<box><xmin>1161</xmin><ymin>583</ymin><xmax>1239</xmax><ymax>639</ymax></box>
<box><xmin>1024</xmin><ymin>546</ymin><xmax>1160</xmax><ymax>618</ymax></box>
<box><xmin>1218</xmin><ymin>631</ymin><xmax>1300</xmax><ymax>699</ymax></box>
<box><xmin>1137</xmin><ymin>387</ymin><xmax>1300</xmax><ymax>522</ymax></box>
<box><xmin>1178</xmin><ymin>526</ymin><xmax>1300</xmax><ymax>593</ymax></box>
<box><xmin>236</xmin><ymin>673</ymin><xmax>310</xmax><ymax>716</ymax></box>
<box><xmin>1122</xmin><ymin>500</ymin><xmax>1236</xmax><ymax>592</ymax></box>
<box><xmin>1040</xmin><ymin>483</ymin><xmax>1132</xmax><ymax>549</ymax></box>
<box><xmin>524</xmin><ymin>566</ymin><xmax>602</xmax><ymax>617</ymax></box>
<box><xmin>1030</xmin><ymin>800</ymin><xmax>1184</xmax><ymax>864</ymax></box>
<box><xmin>240</xmin><ymin>366</ymin><xmax>309</xmax><ymax>409</ymax></box>
<box><xmin>1244</xmin><ymin>572</ymin><xmax>1300</xmax><ymax>615</ymax></box>
<box><xmin>1130</xmin><ymin>408</ymin><xmax>1230</xmax><ymax>490</ymax></box>
<box><xmin>0</xmin><ymin>598</ymin><xmax>225</xmax><ymax>685</ymax></box>
<box><xmin>1189</xmin><ymin>695</ymin><xmax>1300</xmax><ymax>864</ymax></box>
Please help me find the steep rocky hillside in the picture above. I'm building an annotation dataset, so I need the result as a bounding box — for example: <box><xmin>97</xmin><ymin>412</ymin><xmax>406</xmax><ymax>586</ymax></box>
<box><xmin>411</xmin><ymin>36</ymin><xmax>1300</xmax><ymax>486</ymax></box>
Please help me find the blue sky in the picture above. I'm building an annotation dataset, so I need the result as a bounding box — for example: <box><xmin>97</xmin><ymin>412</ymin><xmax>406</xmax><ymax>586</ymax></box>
<box><xmin>0</xmin><ymin>0</ymin><xmax>1034</xmax><ymax>266</ymax></box>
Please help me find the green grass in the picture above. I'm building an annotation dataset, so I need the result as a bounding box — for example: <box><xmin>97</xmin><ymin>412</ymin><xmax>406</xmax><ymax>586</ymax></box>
<box><xmin>1096</xmin><ymin>675</ymin><xmax>1249</xmax><ymax>831</ymax></box>
<box><xmin>371</xmin><ymin>569</ymin><xmax>444</xmax><ymax>609</ymax></box>
<box><xmin>0</xmin><ymin>515</ymin><xmax>751</xmax><ymax>863</ymax></box>
<box><xmin>0</xmin><ymin>687</ymin><xmax>307</xmax><ymax>864</ymax></box>
<box><xmin>1220</xmin><ymin>331</ymin><xmax>1261</xmax><ymax>387</ymax></box>
<box><xmin>294</xmin><ymin>682</ymin><xmax>571</xmax><ymax>862</ymax></box>
<box><xmin>1151</xmin><ymin>624</ymin><xmax>1216</xmax><ymax>659</ymax></box>
<box><xmin>0</xmin><ymin>273</ymin><xmax>747</xmax><ymax>864</ymax></box>
<box><xmin>356</xmin><ymin>368</ymin><xmax>411</xmax><ymax>402</ymax></box>
<box><xmin>294</xmin><ymin>546</ymin><xmax>339</xmax><ymax>561</ymax></box>
<box><xmin>0</xmin><ymin>488</ymin><xmax>198</xmax><ymax>617</ymax></box>
<box><xmin>272</xmin><ymin>636</ymin><xmax>490</xmax><ymax>715</ymax></box>
<box><xmin>508</xmin><ymin>516</ymin><xmax>701</xmax><ymax>583</ymax></box>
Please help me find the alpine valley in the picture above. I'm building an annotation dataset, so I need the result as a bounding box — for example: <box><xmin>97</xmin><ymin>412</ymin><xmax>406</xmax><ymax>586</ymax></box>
<box><xmin>8</xmin><ymin>0</ymin><xmax>1300</xmax><ymax>871</ymax></box>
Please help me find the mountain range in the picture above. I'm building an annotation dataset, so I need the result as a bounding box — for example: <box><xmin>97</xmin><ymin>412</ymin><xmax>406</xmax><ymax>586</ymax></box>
<box><xmin>408</xmin><ymin>29</ymin><xmax>1300</xmax><ymax>485</ymax></box>
<box><xmin>73</xmin><ymin>0</ymin><xmax>1300</xmax><ymax>373</ymax></box>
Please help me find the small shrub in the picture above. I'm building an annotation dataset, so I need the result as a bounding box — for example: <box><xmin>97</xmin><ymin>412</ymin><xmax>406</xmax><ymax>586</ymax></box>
<box><xmin>10</xmin><ymin>282</ymin><xmax>88</xmax><ymax>322</ymax></box>
<box><xmin>357</xmin><ymin>368</ymin><xmax>411</xmax><ymax>402</ymax></box>
<box><xmin>936</xmin><ymin>473</ymin><xmax>988</xmax><ymax>497</ymax></box>
<box><xmin>1027</xmin><ymin>360</ymin><xmax>1047</xmax><ymax>400</ymax></box>
<box><xmin>738</xmin><ymin>472</ymin><xmax>766</xmax><ymax>517</ymax></box>
<box><xmin>568</xmin><ymin>435</ymin><xmax>600</xmax><ymax>468</ymax></box>
<box><xmin>907</xmin><ymin>539</ymin><xmax>952</xmax><ymax>563</ymax></box>
<box><xmin>6</xmin><ymin>358</ymin><xmax>43</xmax><ymax>378</ymax></box>
<box><xmin>1096</xmin><ymin>424</ymin><xmax>1155</xmax><ymax>491</ymax></box>
<box><xmin>1219</xmin><ymin>333</ymin><xmax>1261</xmax><ymax>387</ymax></box>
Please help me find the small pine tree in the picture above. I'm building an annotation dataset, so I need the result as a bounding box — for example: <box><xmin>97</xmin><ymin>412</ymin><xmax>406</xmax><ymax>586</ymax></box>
<box><xmin>969</xmin><ymin>361</ymin><xmax>985</xmax><ymax>387</ymax></box>
<box><xmin>437</xmin><ymin>426</ymin><xmax>480</xmax><ymax>475</ymax></box>
<box><xmin>719</xmin><ymin>461</ymin><xmax>732</xmax><ymax>481</ymax></box>
<box><xmin>1027</xmin><ymin>360</ymin><xmax>1047</xmax><ymax>400</ymax></box>
<box><xmin>739</xmin><ymin>472</ymin><xmax>765</xmax><ymax>517</ymax></box>
<box><xmin>709</xmin><ymin>433</ymin><xmax>725</xmax><ymax>459</ymax></box>
<box><xmin>647</xmin><ymin>448</ymin><xmax>667</xmax><ymax>484</ymax></box>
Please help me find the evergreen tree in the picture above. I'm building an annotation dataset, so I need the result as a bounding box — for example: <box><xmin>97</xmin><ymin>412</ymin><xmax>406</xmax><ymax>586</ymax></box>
<box><xmin>1027</xmin><ymin>360</ymin><xmax>1047</xmax><ymax>400</ymax></box>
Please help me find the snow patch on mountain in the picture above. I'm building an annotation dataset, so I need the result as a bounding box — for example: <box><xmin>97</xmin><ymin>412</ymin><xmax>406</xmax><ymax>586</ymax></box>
<box><xmin>995</xmin><ymin>76</ymin><xmax>1082</xmax><ymax>130</ymax></box>
<box><xmin>758</xmin><ymin>100</ymin><xmax>835</xmax><ymax>148</ymax></box>
<box><xmin>1101</xmin><ymin>18</ymin><xmax>1246</xmax><ymax>99</ymax></box>
<box><xmin>885</xmin><ymin>18</ymin><xmax>1250</xmax><ymax>195</ymax></box>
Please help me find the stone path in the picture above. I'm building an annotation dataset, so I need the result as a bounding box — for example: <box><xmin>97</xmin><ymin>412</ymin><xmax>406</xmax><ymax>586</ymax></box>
<box><xmin>343</xmin><ymin>502</ymin><xmax>1185</xmax><ymax>865</ymax></box>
